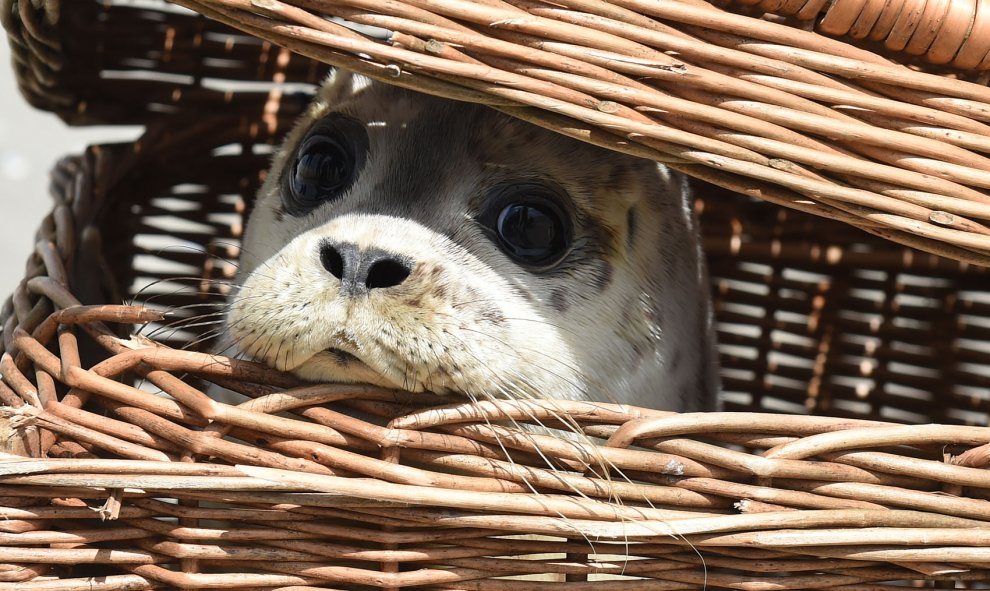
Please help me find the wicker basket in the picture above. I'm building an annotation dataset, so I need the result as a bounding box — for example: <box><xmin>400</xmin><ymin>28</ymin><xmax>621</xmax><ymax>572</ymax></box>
<box><xmin>3</xmin><ymin>0</ymin><xmax>990</xmax><ymax>589</ymax></box>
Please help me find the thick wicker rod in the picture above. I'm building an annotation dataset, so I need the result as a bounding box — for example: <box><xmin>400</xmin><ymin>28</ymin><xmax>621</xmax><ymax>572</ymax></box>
<box><xmin>735</xmin><ymin>0</ymin><xmax>990</xmax><ymax>69</ymax></box>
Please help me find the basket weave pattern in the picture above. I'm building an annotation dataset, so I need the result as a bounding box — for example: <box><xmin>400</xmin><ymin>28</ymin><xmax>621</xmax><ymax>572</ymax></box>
<box><xmin>3</xmin><ymin>0</ymin><xmax>990</xmax><ymax>588</ymax></box>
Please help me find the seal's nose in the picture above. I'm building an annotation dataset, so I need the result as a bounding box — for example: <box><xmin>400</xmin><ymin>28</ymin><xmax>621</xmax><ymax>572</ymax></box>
<box><xmin>319</xmin><ymin>241</ymin><xmax>412</xmax><ymax>295</ymax></box>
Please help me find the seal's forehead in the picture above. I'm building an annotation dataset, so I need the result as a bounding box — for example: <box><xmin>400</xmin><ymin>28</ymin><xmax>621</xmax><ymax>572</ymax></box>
<box><xmin>308</xmin><ymin>76</ymin><xmax>653</xmax><ymax>212</ymax></box>
<box><xmin>315</xmin><ymin>77</ymin><xmax>607</xmax><ymax>159</ymax></box>
<box><xmin>316</xmin><ymin>77</ymin><xmax>432</xmax><ymax>125</ymax></box>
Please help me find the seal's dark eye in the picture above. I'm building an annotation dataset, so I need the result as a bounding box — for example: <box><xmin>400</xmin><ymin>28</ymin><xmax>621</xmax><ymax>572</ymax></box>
<box><xmin>282</xmin><ymin>115</ymin><xmax>367</xmax><ymax>216</ymax></box>
<box><xmin>291</xmin><ymin>136</ymin><xmax>350</xmax><ymax>202</ymax></box>
<box><xmin>481</xmin><ymin>184</ymin><xmax>572</xmax><ymax>269</ymax></box>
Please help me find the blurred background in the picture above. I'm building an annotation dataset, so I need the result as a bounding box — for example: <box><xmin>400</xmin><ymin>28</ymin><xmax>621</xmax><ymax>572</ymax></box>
<box><xmin>0</xmin><ymin>40</ymin><xmax>141</xmax><ymax>298</ymax></box>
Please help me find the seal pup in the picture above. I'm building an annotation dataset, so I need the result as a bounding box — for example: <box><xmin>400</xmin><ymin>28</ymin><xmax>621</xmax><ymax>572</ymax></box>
<box><xmin>227</xmin><ymin>72</ymin><xmax>718</xmax><ymax>412</ymax></box>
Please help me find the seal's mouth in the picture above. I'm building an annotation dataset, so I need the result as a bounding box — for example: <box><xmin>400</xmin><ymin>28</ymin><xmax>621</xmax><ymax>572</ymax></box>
<box><xmin>325</xmin><ymin>347</ymin><xmax>359</xmax><ymax>366</ymax></box>
<box><xmin>281</xmin><ymin>345</ymin><xmax>401</xmax><ymax>390</ymax></box>
<box><xmin>287</xmin><ymin>342</ymin><xmax>462</xmax><ymax>403</ymax></box>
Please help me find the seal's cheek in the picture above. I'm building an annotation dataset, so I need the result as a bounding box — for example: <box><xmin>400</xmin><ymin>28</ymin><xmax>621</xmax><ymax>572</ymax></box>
<box><xmin>238</xmin><ymin>193</ymin><xmax>299</xmax><ymax>279</ymax></box>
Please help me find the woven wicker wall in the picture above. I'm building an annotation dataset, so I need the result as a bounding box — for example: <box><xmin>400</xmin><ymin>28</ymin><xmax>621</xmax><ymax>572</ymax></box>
<box><xmin>700</xmin><ymin>185</ymin><xmax>990</xmax><ymax>424</ymax></box>
<box><xmin>3</xmin><ymin>0</ymin><xmax>322</xmax><ymax>124</ymax></box>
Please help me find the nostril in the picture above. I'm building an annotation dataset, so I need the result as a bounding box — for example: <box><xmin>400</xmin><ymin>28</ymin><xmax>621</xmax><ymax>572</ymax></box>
<box><xmin>320</xmin><ymin>243</ymin><xmax>344</xmax><ymax>280</ymax></box>
<box><xmin>320</xmin><ymin>240</ymin><xmax>409</xmax><ymax>293</ymax></box>
<box><xmin>366</xmin><ymin>258</ymin><xmax>411</xmax><ymax>290</ymax></box>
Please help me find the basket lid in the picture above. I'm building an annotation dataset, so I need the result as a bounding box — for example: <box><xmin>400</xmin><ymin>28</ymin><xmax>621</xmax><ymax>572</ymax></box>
<box><xmin>4</xmin><ymin>0</ymin><xmax>990</xmax><ymax>265</ymax></box>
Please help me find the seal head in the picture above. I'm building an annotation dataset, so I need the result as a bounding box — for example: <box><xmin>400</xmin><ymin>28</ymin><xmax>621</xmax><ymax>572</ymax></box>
<box><xmin>229</xmin><ymin>73</ymin><xmax>718</xmax><ymax>411</ymax></box>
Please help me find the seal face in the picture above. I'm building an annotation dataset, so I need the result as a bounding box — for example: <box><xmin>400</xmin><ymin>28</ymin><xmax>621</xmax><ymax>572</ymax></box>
<box><xmin>228</xmin><ymin>73</ymin><xmax>719</xmax><ymax>411</ymax></box>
